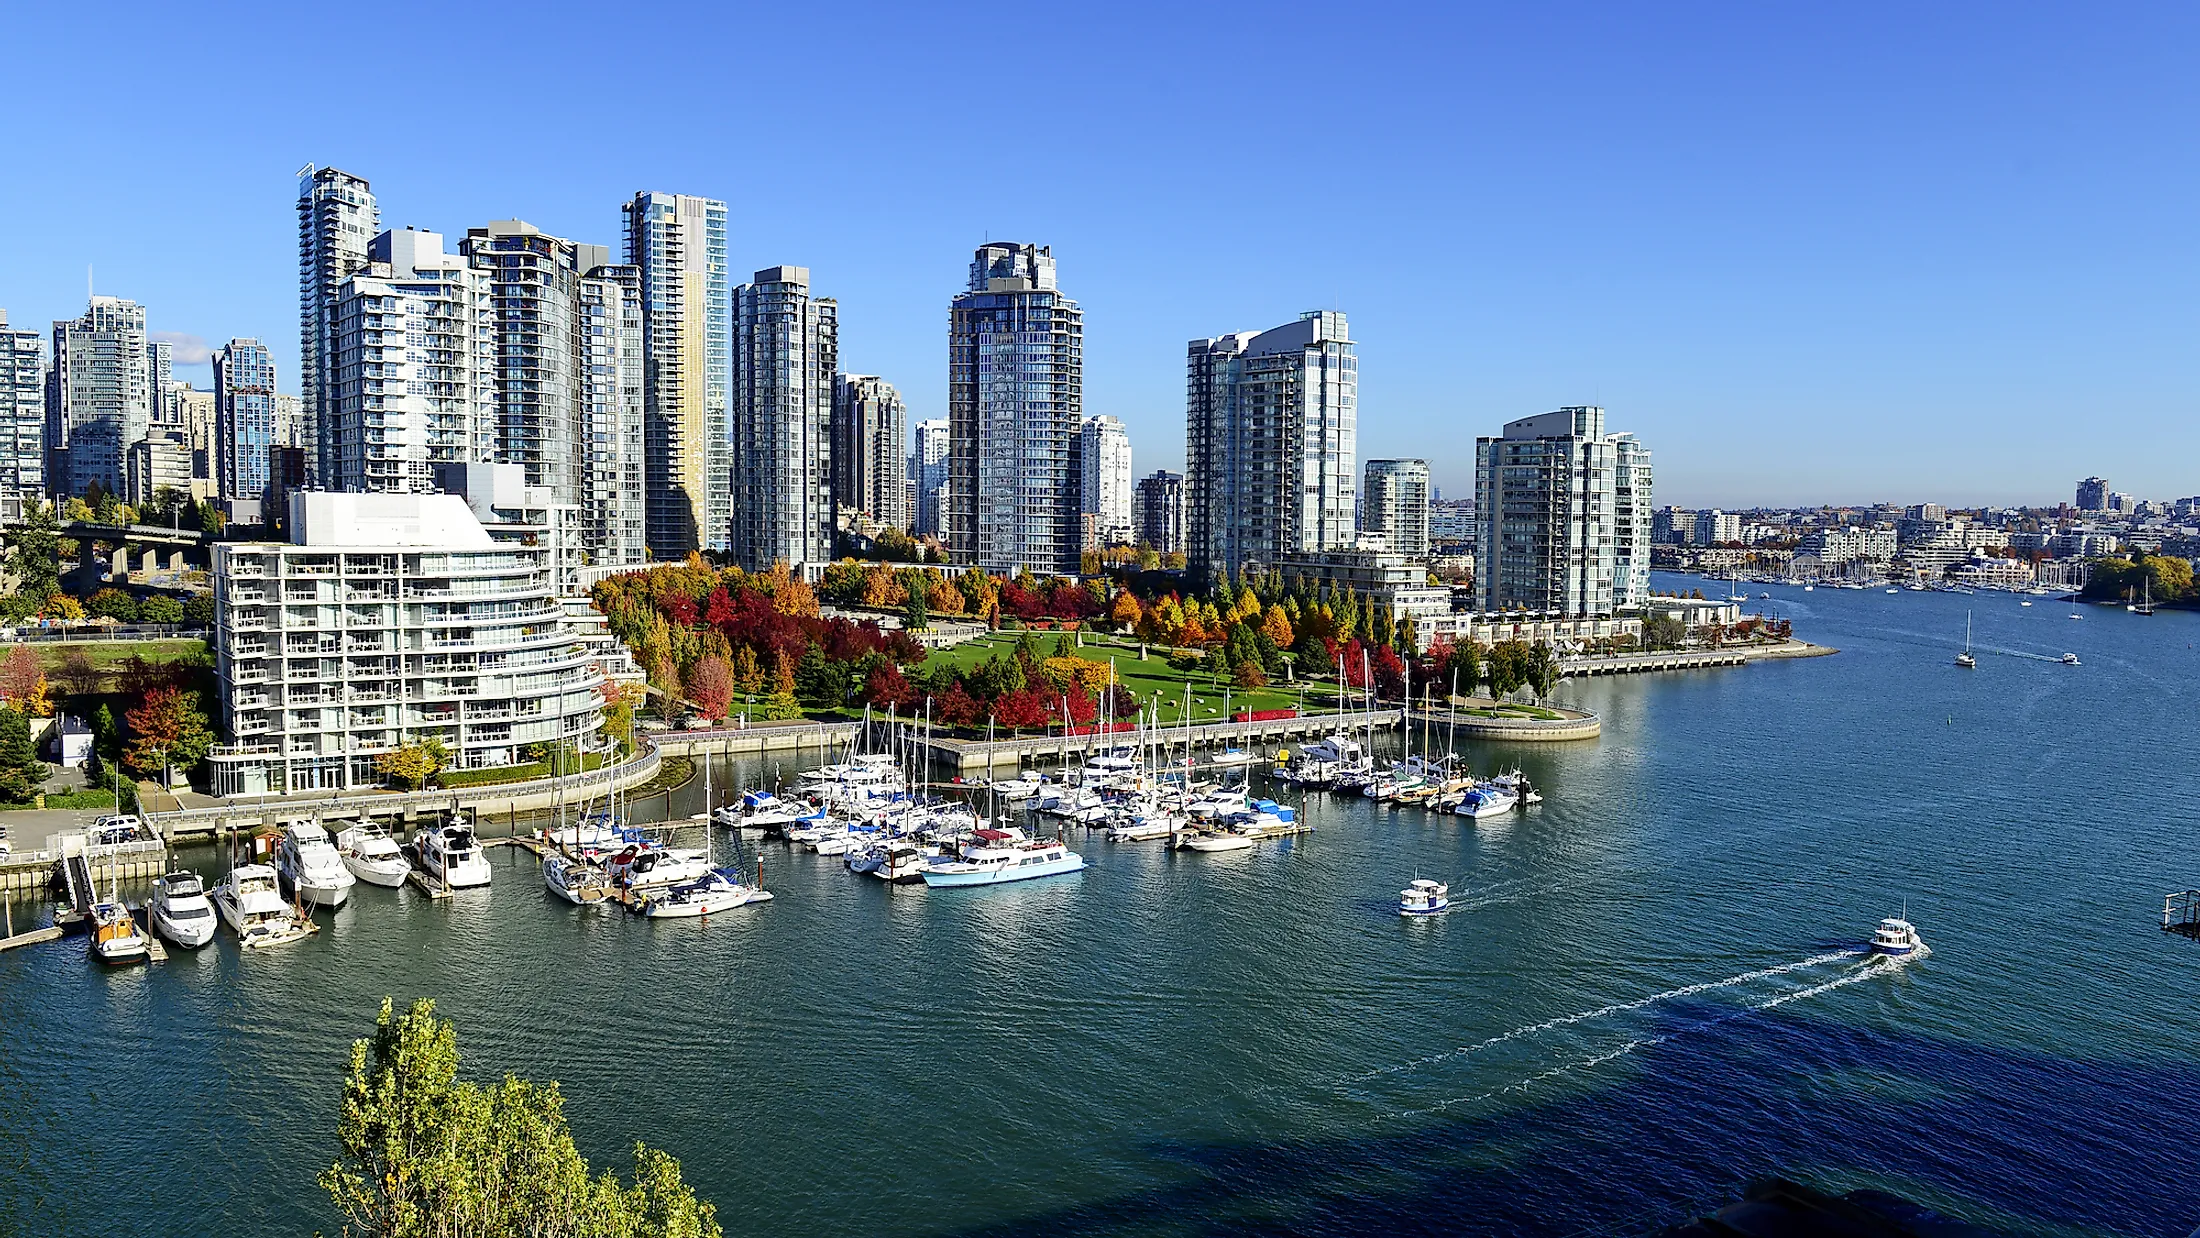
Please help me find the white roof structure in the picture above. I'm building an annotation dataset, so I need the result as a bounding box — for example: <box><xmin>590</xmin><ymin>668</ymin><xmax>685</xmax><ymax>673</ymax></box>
<box><xmin>288</xmin><ymin>491</ymin><xmax>496</xmax><ymax>549</ymax></box>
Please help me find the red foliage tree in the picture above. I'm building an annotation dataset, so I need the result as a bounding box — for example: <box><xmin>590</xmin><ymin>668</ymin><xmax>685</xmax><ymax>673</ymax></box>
<box><xmin>1371</xmin><ymin>645</ymin><xmax>1407</xmax><ymax>699</ymax></box>
<box><xmin>864</xmin><ymin>662</ymin><xmax>914</xmax><ymax>712</ymax></box>
<box><xmin>992</xmin><ymin>688</ymin><xmax>1051</xmax><ymax>731</ymax></box>
<box><xmin>1339</xmin><ymin>638</ymin><xmax>1369</xmax><ymax>687</ymax></box>
<box><xmin>662</xmin><ymin>593</ymin><xmax>699</xmax><ymax>627</ymax></box>
<box><xmin>686</xmin><ymin>655</ymin><xmax>733</xmax><ymax>719</ymax></box>
<box><xmin>704</xmin><ymin>586</ymin><xmax>737</xmax><ymax>627</ymax></box>
<box><xmin>936</xmin><ymin>683</ymin><xmax>982</xmax><ymax>728</ymax></box>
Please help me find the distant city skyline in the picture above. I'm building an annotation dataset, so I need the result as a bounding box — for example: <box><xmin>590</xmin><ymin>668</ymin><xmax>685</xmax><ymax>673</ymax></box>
<box><xmin>3</xmin><ymin>6</ymin><xmax>2195</xmax><ymax>508</ymax></box>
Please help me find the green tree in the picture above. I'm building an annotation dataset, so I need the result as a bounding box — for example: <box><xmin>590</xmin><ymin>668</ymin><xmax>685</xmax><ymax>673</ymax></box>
<box><xmin>1524</xmin><ymin>642</ymin><xmax>1559</xmax><ymax>702</ymax></box>
<box><xmin>86</xmin><ymin>588</ymin><xmax>139</xmax><ymax>623</ymax></box>
<box><xmin>182</xmin><ymin>592</ymin><xmax>215</xmax><ymax>625</ymax></box>
<box><xmin>1486</xmin><ymin>641</ymin><xmax>1527</xmax><ymax>698</ymax></box>
<box><xmin>138</xmin><ymin>594</ymin><xmax>184</xmax><ymax>625</ymax></box>
<box><xmin>0</xmin><ymin>707</ymin><xmax>41</xmax><ymax>803</ymax></box>
<box><xmin>322</xmin><ymin>997</ymin><xmax>722</xmax><ymax>1238</ymax></box>
<box><xmin>8</xmin><ymin>501</ymin><xmax>61</xmax><ymax>601</ymax></box>
<box><xmin>374</xmin><ymin>742</ymin><xmax>442</xmax><ymax>791</ymax></box>
<box><xmin>902</xmin><ymin>572</ymin><xmax>929</xmax><ymax>633</ymax></box>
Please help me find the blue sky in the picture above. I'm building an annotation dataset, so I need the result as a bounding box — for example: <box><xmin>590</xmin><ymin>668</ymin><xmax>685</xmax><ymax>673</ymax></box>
<box><xmin>2</xmin><ymin>2</ymin><xmax>2192</xmax><ymax>508</ymax></box>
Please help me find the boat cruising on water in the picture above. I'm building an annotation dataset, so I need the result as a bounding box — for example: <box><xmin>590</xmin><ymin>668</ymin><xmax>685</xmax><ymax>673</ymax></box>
<box><xmin>543</xmin><ymin>852</ymin><xmax>618</xmax><ymax>905</ymax></box>
<box><xmin>88</xmin><ymin>899</ymin><xmax>149</xmax><ymax>965</ymax></box>
<box><xmin>638</xmin><ymin>868</ymin><xmax>773</xmax><ymax>917</ymax></box>
<box><xmin>212</xmin><ymin>864</ymin><xmax>311</xmax><ymax>948</ymax></box>
<box><xmin>2061</xmin><ymin>652</ymin><xmax>2080</xmax><ymax>665</ymax></box>
<box><xmin>415</xmin><ymin>823</ymin><xmax>492</xmax><ymax>889</ymax></box>
<box><xmin>334</xmin><ymin>823</ymin><xmax>411</xmax><ymax>887</ymax></box>
<box><xmin>921</xmin><ymin>830</ymin><xmax>1085</xmax><ymax>887</ymax></box>
<box><xmin>1399</xmin><ymin>878</ymin><xmax>1450</xmax><ymax>916</ymax></box>
<box><xmin>1870</xmin><ymin>916</ymin><xmax>1923</xmax><ymax>956</ymax></box>
<box><xmin>275</xmin><ymin>822</ymin><xmax>356</xmax><ymax>909</ymax></box>
<box><xmin>149</xmin><ymin>871</ymin><xmax>217</xmax><ymax>948</ymax></box>
<box><xmin>1955</xmin><ymin>611</ymin><xmax>1976</xmax><ymax>669</ymax></box>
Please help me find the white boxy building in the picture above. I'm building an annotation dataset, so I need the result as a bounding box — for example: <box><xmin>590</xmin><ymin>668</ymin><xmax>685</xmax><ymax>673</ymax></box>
<box><xmin>209</xmin><ymin>491</ymin><xmax>606</xmax><ymax>796</ymax></box>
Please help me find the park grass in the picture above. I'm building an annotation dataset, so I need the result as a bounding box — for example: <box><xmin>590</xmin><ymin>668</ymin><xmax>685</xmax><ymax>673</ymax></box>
<box><xmin>27</xmin><ymin>638</ymin><xmax>208</xmax><ymax>672</ymax></box>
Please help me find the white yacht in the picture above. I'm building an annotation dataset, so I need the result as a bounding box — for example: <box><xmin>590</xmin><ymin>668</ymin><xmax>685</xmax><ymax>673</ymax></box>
<box><xmin>1399</xmin><ymin>879</ymin><xmax>1451</xmax><ymax>916</ymax></box>
<box><xmin>333</xmin><ymin>823</ymin><xmax>411</xmax><ymax>888</ymax></box>
<box><xmin>920</xmin><ymin>831</ymin><xmax>1085</xmax><ymax>887</ymax></box>
<box><xmin>1106</xmin><ymin>812</ymin><xmax>1182</xmax><ymax>843</ymax></box>
<box><xmin>1870</xmin><ymin>916</ymin><xmax>1924</xmax><ymax>956</ymax></box>
<box><xmin>1174</xmin><ymin>824</ymin><xmax>1255</xmax><ymax>852</ymax></box>
<box><xmin>149</xmin><ymin>871</ymin><xmax>218</xmax><ymax>948</ymax></box>
<box><xmin>638</xmin><ymin>868</ymin><xmax>773</xmax><ymax>917</ymax></box>
<box><xmin>1209</xmin><ymin>748</ymin><xmax>1257</xmax><ymax>767</ymax></box>
<box><xmin>1955</xmin><ymin>611</ymin><xmax>1976</xmax><ymax>669</ymax></box>
<box><xmin>607</xmin><ymin>845</ymin><xmax>709</xmax><ymax>892</ymax></box>
<box><xmin>869</xmin><ymin>841</ymin><xmax>939</xmax><ymax>883</ymax></box>
<box><xmin>414</xmin><ymin>823</ymin><xmax>492</xmax><ymax>889</ymax></box>
<box><xmin>2061</xmin><ymin>652</ymin><xmax>2080</xmax><ymax>665</ymax></box>
<box><xmin>543</xmin><ymin>853</ymin><xmax>618</xmax><ymax>906</ymax></box>
<box><xmin>1452</xmin><ymin>783</ymin><xmax>1520</xmax><ymax>818</ymax></box>
<box><xmin>715</xmin><ymin>790</ymin><xmax>815</xmax><ymax>830</ymax></box>
<box><xmin>1185</xmin><ymin>787</ymin><xmax>1250</xmax><ymax>819</ymax></box>
<box><xmin>275</xmin><ymin>822</ymin><xmax>357</xmax><ymax>909</ymax></box>
<box><xmin>987</xmin><ymin>773</ymin><xmax>1044</xmax><ymax>801</ymax></box>
<box><xmin>212</xmin><ymin>864</ymin><xmax>311</xmax><ymax>948</ymax></box>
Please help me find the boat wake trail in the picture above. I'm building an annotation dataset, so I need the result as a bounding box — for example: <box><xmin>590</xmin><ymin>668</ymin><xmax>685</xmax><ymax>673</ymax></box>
<box><xmin>1387</xmin><ymin>957</ymin><xmax>1898</xmax><ymax>1119</ymax></box>
<box><xmin>1342</xmin><ymin>950</ymin><xmax>1858</xmax><ymax>1085</ymax></box>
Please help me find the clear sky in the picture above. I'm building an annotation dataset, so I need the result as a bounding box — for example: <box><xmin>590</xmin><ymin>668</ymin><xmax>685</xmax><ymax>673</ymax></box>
<box><xmin>2</xmin><ymin>3</ymin><xmax>2192</xmax><ymax>509</ymax></box>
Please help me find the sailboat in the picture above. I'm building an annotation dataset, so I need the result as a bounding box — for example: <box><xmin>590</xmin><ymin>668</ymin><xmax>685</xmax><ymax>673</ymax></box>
<box><xmin>1954</xmin><ymin>611</ymin><xmax>1976</xmax><ymax>668</ymax></box>
<box><xmin>2131</xmin><ymin>578</ymin><xmax>2155</xmax><ymax>616</ymax></box>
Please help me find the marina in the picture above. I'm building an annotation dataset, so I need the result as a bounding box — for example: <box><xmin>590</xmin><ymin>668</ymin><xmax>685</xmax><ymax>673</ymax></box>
<box><xmin>1</xmin><ymin>580</ymin><xmax>2195</xmax><ymax>1238</ymax></box>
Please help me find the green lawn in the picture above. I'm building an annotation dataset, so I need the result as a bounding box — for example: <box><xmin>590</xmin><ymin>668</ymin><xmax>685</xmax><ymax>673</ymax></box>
<box><xmin>28</xmin><ymin>638</ymin><xmax>208</xmax><ymax>672</ymax></box>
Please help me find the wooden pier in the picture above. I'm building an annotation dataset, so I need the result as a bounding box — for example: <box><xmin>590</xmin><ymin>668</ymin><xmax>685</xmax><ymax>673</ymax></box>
<box><xmin>0</xmin><ymin>925</ymin><xmax>63</xmax><ymax>952</ymax></box>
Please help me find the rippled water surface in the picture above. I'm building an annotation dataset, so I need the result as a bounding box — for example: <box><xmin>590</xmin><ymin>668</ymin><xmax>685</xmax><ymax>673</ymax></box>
<box><xmin>5</xmin><ymin>580</ymin><xmax>2198</xmax><ymax>1237</ymax></box>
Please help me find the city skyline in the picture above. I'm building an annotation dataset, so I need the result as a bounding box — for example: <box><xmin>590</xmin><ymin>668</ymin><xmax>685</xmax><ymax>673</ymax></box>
<box><xmin>4</xmin><ymin>5</ymin><xmax>2192</xmax><ymax>509</ymax></box>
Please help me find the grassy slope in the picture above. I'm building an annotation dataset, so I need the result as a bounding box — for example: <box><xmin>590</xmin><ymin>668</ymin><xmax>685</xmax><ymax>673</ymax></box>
<box><xmin>917</xmin><ymin>632</ymin><xmax>1348</xmax><ymax>723</ymax></box>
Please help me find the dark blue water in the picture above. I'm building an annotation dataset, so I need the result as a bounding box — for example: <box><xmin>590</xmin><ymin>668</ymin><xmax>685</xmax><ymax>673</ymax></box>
<box><xmin>5</xmin><ymin>579</ymin><xmax>2197</xmax><ymax>1237</ymax></box>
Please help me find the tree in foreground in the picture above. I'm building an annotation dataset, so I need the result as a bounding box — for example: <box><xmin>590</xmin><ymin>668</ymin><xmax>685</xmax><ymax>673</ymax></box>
<box><xmin>322</xmin><ymin>997</ymin><xmax>722</xmax><ymax>1238</ymax></box>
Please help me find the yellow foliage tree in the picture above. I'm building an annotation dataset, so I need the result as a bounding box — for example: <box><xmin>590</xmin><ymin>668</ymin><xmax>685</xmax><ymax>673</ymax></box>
<box><xmin>1261</xmin><ymin>603</ymin><xmax>1294</xmax><ymax>650</ymax></box>
<box><xmin>1109</xmin><ymin>591</ymin><xmax>1142</xmax><ymax>629</ymax></box>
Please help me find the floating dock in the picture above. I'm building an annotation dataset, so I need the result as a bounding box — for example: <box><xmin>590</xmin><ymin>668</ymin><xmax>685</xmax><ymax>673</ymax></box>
<box><xmin>2164</xmin><ymin>890</ymin><xmax>2200</xmax><ymax>939</ymax></box>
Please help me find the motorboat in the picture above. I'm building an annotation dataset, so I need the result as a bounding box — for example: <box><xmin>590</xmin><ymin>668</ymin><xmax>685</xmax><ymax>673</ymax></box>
<box><xmin>543</xmin><ymin>852</ymin><xmax>618</xmax><ymax>905</ymax></box>
<box><xmin>1106</xmin><ymin>812</ymin><xmax>1181</xmax><ymax>842</ymax></box>
<box><xmin>1175</xmin><ymin>826</ymin><xmax>1254</xmax><ymax>852</ymax></box>
<box><xmin>2019</xmin><ymin>600</ymin><xmax>2032</xmax><ymax>607</ymax></box>
<box><xmin>275</xmin><ymin>822</ymin><xmax>357</xmax><ymax>909</ymax></box>
<box><xmin>1885</xmin><ymin>587</ymin><xmax>1900</xmax><ymax>594</ymax></box>
<box><xmin>333</xmin><ymin>823</ymin><xmax>411</xmax><ymax>888</ymax></box>
<box><xmin>1399</xmin><ymin>878</ymin><xmax>1451</xmax><ymax>916</ymax></box>
<box><xmin>88</xmin><ymin>900</ymin><xmax>150</xmax><ymax>965</ymax></box>
<box><xmin>920</xmin><ymin>831</ymin><xmax>1085</xmax><ymax>887</ymax></box>
<box><xmin>608</xmin><ymin>846</ymin><xmax>710</xmax><ymax>892</ymax></box>
<box><xmin>415</xmin><ymin>823</ymin><xmax>492</xmax><ymax>889</ymax></box>
<box><xmin>716</xmin><ymin>790</ymin><xmax>815</xmax><ymax>830</ymax></box>
<box><xmin>1870</xmin><ymin>916</ymin><xmax>1923</xmax><ymax>956</ymax></box>
<box><xmin>638</xmin><ymin>868</ymin><xmax>773</xmax><ymax>917</ymax></box>
<box><xmin>1452</xmin><ymin>784</ymin><xmax>1520</xmax><ymax>818</ymax></box>
<box><xmin>1488</xmin><ymin>769</ymin><xmax>1543</xmax><ymax>805</ymax></box>
<box><xmin>871</xmin><ymin>841</ymin><xmax>939</xmax><ymax>883</ymax></box>
<box><xmin>1185</xmin><ymin>787</ymin><xmax>1250</xmax><ymax>819</ymax></box>
<box><xmin>1210</xmin><ymin>748</ymin><xmax>1257</xmax><ymax>768</ymax></box>
<box><xmin>2061</xmin><ymin>652</ymin><xmax>2080</xmax><ymax>665</ymax></box>
<box><xmin>149</xmin><ymin>871</ymin><xmax>217</xmax><ymax>948</ymax></box>
<box><xmin>211</xmin><ymin>864</ymin><xmax>312</xmax><ymax>948</ymax></box>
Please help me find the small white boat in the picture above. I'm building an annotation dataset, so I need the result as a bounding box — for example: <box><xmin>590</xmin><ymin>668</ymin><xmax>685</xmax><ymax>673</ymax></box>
<box><xmin>212</xmin><ymin>864</ymin><xmax>312</xmax><ymax>948</ymax></box>
<box><xmin>608</xmin><ymin>846</ymin><xmax>710</xmax><ymax>891</ymax></box>
<box><xmin>1954</xmin><ymin>611</ymin><xmax>1976</xmax><ymax>668</ymax></box>
<box><xmin>1399</xmin><ymin>878</ymin><xmax>1450</xmax><ymax>916</ymax></box>
<box><xmin>334</xmin><ymin>823</ymin><xmax>411</xmax><ymax>888</ymax></box>
<box><xmin>88</xmin><ymin>900</ymin><xmax>150</xmax><ymax>965</ymax></box>
<box><xmin>638</xmin><ymin>868</ymin><xmax>773</xmax><ymax>917</ymax></box>
<box><xmin>1886</xmin><ymin>587</ymin><xmax>1900</xmax><ymax>594</ymax></box>
<box><xmin>1210</xmin><ymin>748</ymin><xmax>1257</xmax><ymax>767</ymax></box>
<box><xmin>149</xmin><ymin>871</ymin><xmax>218</xmax><ymax>948</ymax></box>
<box><xmin>1870</xmin><ymin>916</ymin><xmax>1923</xmax><ymax>956</ymax></box>
<box><xmin>987</xmin><ymin>774</ymin><xmax>1044</xmax><ymax>800</ymax></box>
<box><xmin>1106</xmin><ymin>814</ymin><xmax>1181</xmax><ymax>842</ymax></box>
<box><xmin>275</xmin><ymin>822</ymin><xmax>357</xmax><ymax>909</ymax></box>
<box><xmin>2019</xmin><ymin>600</ymin><xmax>2032</xmax><ymax>607</ymax></box>
<box><xmin>872</xmin><ymin>842</ymin><xmax>939</xmax><ymax>883</ymax></box>
<box><xmin>1174</xmin><ymin>824</ymin><xmax>1255</xmax><ymax>852</ymax></box>
<box><xmin>2061</xmin><ymin>652</ymin><xmax>2080</xmax><ymax>665</ymax></box>
<box><xmin>415</xmin><ymin>823</ymin><xmax>492</xmax><ymax>889</ymax></box>
<box><xmin>1452</xmin><ymin>784</ymin><xmax>1520</xmax><ymax>818</ymax></box>
<box><xmin>543</xmin><ymin>852</ymin><xmax>618</xmax><ymax>905</ymax></box>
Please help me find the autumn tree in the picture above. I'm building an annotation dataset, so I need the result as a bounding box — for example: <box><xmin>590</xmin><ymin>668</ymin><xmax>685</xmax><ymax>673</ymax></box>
<box><xmin>1260</xmin><ymin>603</ymin><xmax>1294</xmax><ymax>650</ymax></box>
<box><xmin>0</xmin><ymin>645</ymin><xmax>50</xmax><ymax>715</ymax></box>
<box><xmin>123</xmin><ymin>686</ymin><xmax>213</xmax><ymax>779</ymax></box>
<box><xmin>686</xmin><ymin>655</ymin><xmax>733</xmax><ymax>719</ymax></box>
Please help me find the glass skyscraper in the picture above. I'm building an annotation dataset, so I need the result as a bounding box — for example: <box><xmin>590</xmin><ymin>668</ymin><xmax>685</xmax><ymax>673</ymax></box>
<box><xmin>46</xmin><ymin>296</ymin><xmax>151</xmax><ymax>498</ymax></box>
<box><xmin>1185</xmin><ymin>311</ymin><xmax>1357</xmax><ymax>582</ymax></box>
<box><xmin>297</xmin><ymin>166</ymin><xmax>379</xmax><ymax>485</ymax></box>
<box><xmin>947</xmin><ymin>243</ymin><xmax>1083</xmax><ymax>573</ymax></box>
<box><xmin>213</xmin><ymin>338</ymin><xmax>277</xmax><ymax>502</ymax></box>
<box><xmin>730</xmin><ymin>266</ymin><xmax>837</xmax><ymax>570</ymax></box>
<box><xmin>832</xmin><ymin>374</ymin><xmax>908</xmax><ymax>531</ymax></box>
<box><xmin>0</xmin><ymin>311</ymin><xmax>43</xmax><ymax>510</ymax></box>
<box><xmin>623</xmin><ymin>191</ymin><xmax>729</xmax><ymax>556</ymax></box>
<box><xmin>1472</xmin><ymin>406</ymin><xmax>1652</xmax><ymax>617</ymax></box>
<box><xmin>1361</xmin><ymin>458</ymin><xmax>1431</xmax><ymax>558</ymax></box>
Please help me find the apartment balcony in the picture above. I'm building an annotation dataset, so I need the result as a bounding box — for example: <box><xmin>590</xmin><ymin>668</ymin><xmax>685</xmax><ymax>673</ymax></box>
<box><xmin>232</xmin><ymin>694</ymin><xmax>271</xmax><ymax>711</ymax></box>
<box><xmin>211</xmin><ymin>742</ymin><xmax>278</xmax><ymax>758</ymax></box>
<box><xmin>235</xmin><ymin>716</ymin><xmax>272</xmax><ymax>737</ymax></box>
<box><xmin>228</xmin><ymin>615</ymin><xmax>271</xmax><ymax>633</ymax></box>
<box><xmin>231</xmin><ymin>668</ymin><xmax>269</xmax><ymax>685</ymax></box>
<box><xmin>227</xmin><ymin>590</ymin><xmax>268</xmax><ymax>605</ymax></box>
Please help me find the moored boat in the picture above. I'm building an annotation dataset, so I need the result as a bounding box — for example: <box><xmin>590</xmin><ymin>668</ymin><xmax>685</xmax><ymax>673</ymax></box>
<box><xmin>543</xmin><ymin>852</ymin><xmax>618</xmax><ymax>905</ymax></box>
<box><xmin>638</xmin><ymin>868</ymin><xmax>773</xmax><ymax>917</ymax></box>
<box><xmin>415</xmin><ymin>823</ymin><xmax>492</xmax><ymax>889</ymax></box>
<box><xmin>920</xmin><ymin>831</ymin><xmax>1085</xmax><ymax>887</ymax></box>
<box><xmin>275</xmin><ymin>822</ymin><xmax>357</xmax><ymax>909</ymax></box>
<box><xmin>149</xmin><ymin>871</ymin><xmax>217</xmax><ymax>948</ymax></box>
<box><xmin>88</xmin><ymin>900</ymin><xmax>150</xmax><ymax>965</ymax></box>
<box><xmin>334</xmin><ymin>823</ymin><xmax>411</xmax><ymax>887</ymax></box>
<box><xmin>211</xmin><ymin>864</ymin><xmax>312</xmax><ymax>948</ymax></box>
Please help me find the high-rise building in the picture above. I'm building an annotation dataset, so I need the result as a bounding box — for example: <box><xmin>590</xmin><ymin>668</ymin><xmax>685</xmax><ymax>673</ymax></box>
<box><xmin>1134</xmin><ymin>469</ymin><xmax>1185</xmax><ymax>554</ymax></box>
<box><xmin>125</xmin><ymin>431</ymin><xmax>194</xmax><ymax>504</ymax></box>
<box><xmin>1430</xmin><ymin>496</ymin><xmax>1474</xmax><ymax>548</ymax></box>
<box><xmin>1361</xmin><ymin>458</ymin><xmax>1430</xmax><ymax>558</ymax></box>
<box><xmin>578</xmin><ymin>266</ymin><xmax>647</xmax><ymax>567</ymax></box>
<box><xmin>623</xmin><ymin>191</ymin><xmax>730</xmax><ymax>557</ymax></box>
<box><xmin>329</xmin><ymin>229</ymin><xmax>496</xmax><ymax>494</ymax></box>
<box><xmin>459</xmin><ymin>221</ymin><xmax>646</xmax><ymax>567</ymax></box>
<box><xmin>947</xmin><ymin>243</ymin><xmax>1083</xmax><ymax>573</ymax></box>
<box><xmin>910</xmin><ymin>418</ymin><xmax>949</xmax><ymax>537</ymax></box>
<box><xmin>2075</xmin><ymin>477</ymin><xmax>2108</xmax><ymax>511</ymax></box>
<box><xmin>1184</xmin><ymin>311</ymin><xmax>1356</xmax><ymax>581</ymax></box>
<box><xmin>730</xmin><ymin>267</ymin><xmax>836</xmax><ymax>570</ymax></box>
<box><xmin>0</xmin><ymin>312</ymin><xmax>43</xmax><ymax>511</ymax></box>
<box><xmin>298</xmin><ymin>166</ymin><xmax>379</xmax><ymax>485</ymax></box>
<box><xmin>147</xmin><ymin>339</ymin><xmax>174</xmax><ymax>426</ymax></box>
<box><xmin>213</xmin><ymin>339</ymin><xmax>277</xmax><ymax>503</ymax></box>
<box><xmin>273</xmin><ymin>393</ymin><xmax>305</xmax><ymax>449</ymax></box>
<box><xmin>832</xmin><ymin>374</ymin><xmax>907</xmax><ymax>530</ymax></box>
<box><xmin>1472</xmin><ymin>406</ymin><xmax>1650</xmax><ymax>617</ymax></box>
<box><xmin>1080</xmin><ymin>415</ymin><xmax>1133</xmax><ymax>548</ymax></box>
<box><xmin>46</xmin><ymin>296</ymin><xmax>152</xmax><ymax>498</ymax></box>
<box><xmin>176</xmin><ymin>384</ymin><xmax>218</xmax><ymax>490</ymax></box>
<box><xmin>1612</xmin><ymin>435</ymin><xmax>1652</xmax><ymax>608</ymax></box>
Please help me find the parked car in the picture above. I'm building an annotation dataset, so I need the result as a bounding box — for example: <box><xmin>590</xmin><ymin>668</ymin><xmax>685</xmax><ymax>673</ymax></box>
<box><xmin>90</xmin><ymin>814</ymin><xmax>148</xmax><ymax>846</ymax></box>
